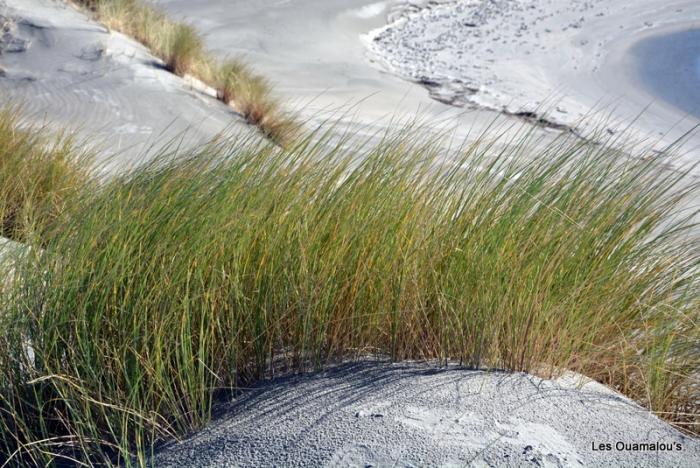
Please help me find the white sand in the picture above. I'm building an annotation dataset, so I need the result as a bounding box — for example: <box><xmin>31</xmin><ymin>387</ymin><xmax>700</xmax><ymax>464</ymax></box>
<box><xmin>2</xmin><ymin>0</ymin><xmax>699</xmax><ymax>166</ymax></box>
<box><xmin>148</xmin><ymin>0</ymin><xmax>700</xmax><ymax>172</ymax></box>
<box><xmin>364</xmin><ymin>0</ymin><xmax>700</xmax><ymax>163</ymax></box>
<box><xmin>0</xmin><ymin>0</ymin><xmax>258</xmax><ymax>171</ymax></box>
<box><xmin>148</xmin><ymin>0</ymin><xmax>539</xmax><ymax>144</ymax></box>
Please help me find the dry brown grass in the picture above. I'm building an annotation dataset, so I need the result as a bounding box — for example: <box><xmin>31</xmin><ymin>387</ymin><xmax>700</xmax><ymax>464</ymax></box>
<box><xmin>216</xmin><ymin>59</ymin><xmax>299</xmax><ymax>140</ymax></box>
<box><xmin>165</xmin><ymin>23</ymin><xmax>204</xmax><ymax>76</ymax></box>
<box><xmin>75</xmin><ymin>0</ymin><xmax>298</xmax><ymax>143</ymax></box>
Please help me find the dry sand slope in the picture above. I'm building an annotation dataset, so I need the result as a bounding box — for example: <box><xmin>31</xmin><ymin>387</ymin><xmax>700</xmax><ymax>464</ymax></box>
<box><xmin>0</xmin><ymin>0</ymin><xmax>257</xmax><ymax>170</ymax></box>
<box><xmin>154</xmin><ymin>362</ymin><xmax>700</xmax><ymax>467</ymax></box>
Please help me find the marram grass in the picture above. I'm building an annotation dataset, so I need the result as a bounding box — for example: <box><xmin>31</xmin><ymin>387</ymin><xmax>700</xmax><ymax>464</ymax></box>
<box><xmin>75</xmin><ymin>0</ymin><xmax>298</xmax><ymax>143</ymax></box>
<box><xmin>0</xmin><ymin>105</ymin><xmax>93</xmax><ymax>243</ymax></box>
<box><xmin>0</xmin><ymin>118</ymin><xmax>698</xmax><ymax>465</ymax></box>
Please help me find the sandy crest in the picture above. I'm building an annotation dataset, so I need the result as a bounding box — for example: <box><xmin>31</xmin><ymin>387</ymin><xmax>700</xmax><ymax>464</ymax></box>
<box><xmin>153</xmin><ymin>361</ymin><xmax>700</xmax><ymax>467</ymax></box>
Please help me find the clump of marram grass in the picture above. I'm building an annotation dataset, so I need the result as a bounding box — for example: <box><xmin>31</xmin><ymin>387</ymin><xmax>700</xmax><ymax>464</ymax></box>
<box><xmin>82</xmin><ymin>0</ymin><xmax>193</xmax><ymax>75</ymax></box>
<box><xmin>0</xmin><ymin>121</ymin><xmax>698</xmax><ymax>465</ymax></box>
<box><xmin>216</xmin><ymin>59</ymin><xmax>299</xmax><ymax>141</ymax></box>
<box><xmin>165</xmin><ymin>23</ymin><xmax>203</xmax><ymax>76</ymax></box>
<box><xmin>216</xmin><ymin>59</ymin><xmax>247</xmax><ymax>105</ymax></box>
<box><xmin>0</xmin><ymin>106</ymin><xmax>92</xmax><ymax>243</ymax></box>
<box><xmin>74</xmin><ymin>0</ymin><xmax>298</xmax><ymax>143</ymax></box>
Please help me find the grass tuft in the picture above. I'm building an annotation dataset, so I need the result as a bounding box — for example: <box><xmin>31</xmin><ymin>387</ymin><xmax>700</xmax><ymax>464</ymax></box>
<box><xmin>165</xmin><ymin>23</ymin><xmax>203</xmax><ymax>76</ymax></box>
<box><xmin>0</xmin><ymin>105</ymin><xmax>92</xmax><ymax>243</ymax></box>
<box><xmin>216</xmin><ymin>59</ymin><xmax>299</xmax><ymax>141</ymax></box>
<box><xmin>75</xmin><ymin>0</ymin><xmax>298</xmax><ymax>144</ymax></box>
<box><xmin>0</xmin><ymin>112</ymin><xmax>698</xmax><ymax>465</ymax></box>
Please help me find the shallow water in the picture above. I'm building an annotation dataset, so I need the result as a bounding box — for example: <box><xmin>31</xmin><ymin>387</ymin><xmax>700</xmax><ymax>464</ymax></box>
<box><xmin>632</xmin><ymin>28</ymin><xmax>700</xmax><ymax>119</ymax></box>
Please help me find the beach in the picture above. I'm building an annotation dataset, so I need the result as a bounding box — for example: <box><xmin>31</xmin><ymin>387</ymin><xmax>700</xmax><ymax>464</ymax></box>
<box><xmin>3</xmin><ymin>0</ymin><xmax>699</xmax><ymax>165</ymax></box>
<box><xmin>150</xmin><ymin>0</ymin><xmax>700</xmax><ymax>168</ymax></box>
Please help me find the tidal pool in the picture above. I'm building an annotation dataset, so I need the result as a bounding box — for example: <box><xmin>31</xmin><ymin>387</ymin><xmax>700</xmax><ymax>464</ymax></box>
<box><xmin>632</xmin><ymin>28</ymin><xmax>700</xmax><ymax>119</ymax></box>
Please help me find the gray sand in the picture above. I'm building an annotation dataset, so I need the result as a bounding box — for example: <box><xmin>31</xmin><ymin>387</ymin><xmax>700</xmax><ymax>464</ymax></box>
<box><xmin>154</xmin><ymin>362</ymin><xmax>699</xmax><ymax>467</ymax></box>
<box><xmin>0</xmin><ymin>0</ymin><xmax>257</xmax><ymax>171</ymax></box>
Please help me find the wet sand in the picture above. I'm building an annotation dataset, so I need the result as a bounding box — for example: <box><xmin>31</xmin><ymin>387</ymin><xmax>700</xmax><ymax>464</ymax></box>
<box><xmin>632</xmin><ymin>28</ymin><xmax>700</xmax><ymax>120</ymax></box>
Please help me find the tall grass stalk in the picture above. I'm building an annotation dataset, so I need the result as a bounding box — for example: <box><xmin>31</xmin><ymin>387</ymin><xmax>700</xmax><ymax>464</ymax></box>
<box><xmin>0</xmin><ymin>120</ymin><xmax>698</xmax><ymax>465</ymax></box>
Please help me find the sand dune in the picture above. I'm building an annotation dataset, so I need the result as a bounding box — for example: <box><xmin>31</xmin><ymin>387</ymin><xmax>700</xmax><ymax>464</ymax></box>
<box><xmin>0</xmin><ymin>0</ymin><xmax>257</xmax><ymax>170</ymax></box>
